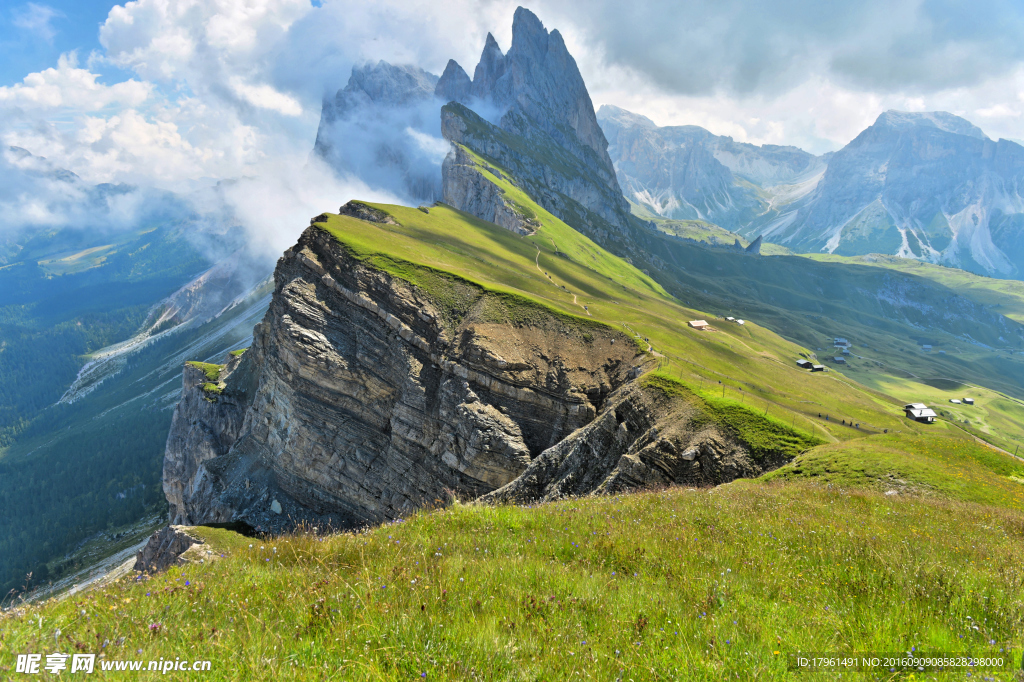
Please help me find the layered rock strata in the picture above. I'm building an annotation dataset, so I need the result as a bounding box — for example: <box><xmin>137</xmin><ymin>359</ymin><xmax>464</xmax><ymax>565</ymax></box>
<box><xmin>165</xmin><ymin>208</ymin><xmax>644</xmax><ymax>531</ymax></box>
<box><xmin>164</xmin><ymin>352</ymin><xmax>254</xmax><ymax>525</ymax></box>
<box><xmin>133</xmin><ymin>526</ymin><xmax>206</xmax><ymax>573</ymax></box>
<box><xmin>482</xmin><ymin>382</ymin><xmax>786</xmax><ymax>504</ymax></box>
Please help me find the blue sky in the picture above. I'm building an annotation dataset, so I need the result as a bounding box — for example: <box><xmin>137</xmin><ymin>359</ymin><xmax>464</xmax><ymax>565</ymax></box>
<box><xmin>0</xmin><ymin>1</ymin><xmax>120</xmax><ymax>85</ymax></box>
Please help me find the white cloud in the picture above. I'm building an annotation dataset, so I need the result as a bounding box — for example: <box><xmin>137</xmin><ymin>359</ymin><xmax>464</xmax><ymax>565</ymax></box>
<box><xmin>0</xmin><ymin>53</ymin><xmax>151</xmax><ymax>111</ymax></box>
<box><xmin>229</xmin><ymin>78</ymin><xmax>302</xmax><ymax>116</ymax></box>
<box><xmin>99</xmin><ymin>0</ymin><xmax>312</xmax><ymax>85</ymax></box>
<box><xmin>4</xmin><ymin>0</ymin><xmax>1024</xmax><ymax>197</ymax></box>
<box><xmin>12</xmin><ymin>2</ymin><xmax>63</xmax><ymax>43</ymax></box>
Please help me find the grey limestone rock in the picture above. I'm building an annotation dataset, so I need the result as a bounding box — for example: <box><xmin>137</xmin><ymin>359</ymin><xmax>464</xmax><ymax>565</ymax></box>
<box><xmin>435</xmin><ymin>60</ymin><xmax>472</xmax><ymax>103</ymax></box>
<box><xmin>163</xmin><ymin>351</ymin><xmax>254</xmax><ymax>525</ymax></box>
<box><xmin>481</xmin><ymin>382</ymin><xmax>785</xmax><ymax>505</ymax></box>
<box><xmin>440</xmin><ymin>146</ymin><xmax>537</xmax><ymax>235</ymax></box>
<box><xmin>133</xmin><ymin>526</ymin><xmax>205</xmax><ymax>574</ymax></box>
<box><xmin>165</xmin><ymin>219</ymin><xmax>645</xmax><ymax>532</ymax></box>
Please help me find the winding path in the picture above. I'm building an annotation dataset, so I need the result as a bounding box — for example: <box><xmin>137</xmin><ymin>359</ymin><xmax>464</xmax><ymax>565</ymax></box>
<box><xmin>534</xmin><ymin>245</ymin><xmax>591</xmax><ymax>316</ymax></box>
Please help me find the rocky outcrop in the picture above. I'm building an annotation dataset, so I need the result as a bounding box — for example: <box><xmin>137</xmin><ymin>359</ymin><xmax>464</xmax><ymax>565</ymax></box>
<box><xmin>133</xmin><ymin>526</ymin><xmax>205</xmax><ymax>573</ymax></box>
<box><xmin>164</xmin><ymin>351</ymin><xmax>255</xmax><ymax>525</ymax></box>
<box><xmin>435</xmin><ymin>60</ymin><xmax>473</xmax><ymax>104</ymax></box>
<box><xmin>440</xmin><ymin>146</ymin><xmax>538</xmax><ymax>235</ymax></box>
<box><xmin>440</xmin><ymin>8</ymin><xmax>623</xmax><ymax>202</ymax></box>
<box><xmin>482</xmin><ymin>382</ymin><xmax>787</xmax><ymax>504</ymax></box>
<box><xmin>165</xmin><ymin>208</ymin><xmax>646</xmax><ymax>531</ymax></box>
<box><xmin>441</xmin><ymin>102</ymin><xmax>640</xmax><ymax>247</ymax></box>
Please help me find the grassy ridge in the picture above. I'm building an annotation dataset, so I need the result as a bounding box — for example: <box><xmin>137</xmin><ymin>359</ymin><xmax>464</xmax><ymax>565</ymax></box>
<box><xmin>2</xmin><ymin>484</ymin><xmax>1021</xmax><ymax>680</ymax></box>
<box><xmin>313</xmin><ymin>202</ymin><xmax>936</xmax><ymax>448</ymax></box>
<box><xmin>642</xmin><ymin>374</ymin><xmax>823</xmax><ymax>461</ymax></box>
<box><xmin>312</xmin><ymin>200</ymin><xmax>1024</xmax><ymax>503</ymax></box>
<box><xmin>763</xmin><ymin>434</ymin><xmax>1024</xmax><ymax>509</ymax></box>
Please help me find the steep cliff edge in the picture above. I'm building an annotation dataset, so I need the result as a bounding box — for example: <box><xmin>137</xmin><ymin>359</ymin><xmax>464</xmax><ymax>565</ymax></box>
<box><xmin>166</xmin><ymin>205</ymin><xmax>648</xmax><ymax>530</ymax></box>
<box><xmin>164</xmin><ymin>352</ymin><xmax>255</xmax><ymax>525</ymax></box>
<box><xmin>164</xmin><ymin>202</ymin><xmax>818</xmax><ymax>532</ymax></box>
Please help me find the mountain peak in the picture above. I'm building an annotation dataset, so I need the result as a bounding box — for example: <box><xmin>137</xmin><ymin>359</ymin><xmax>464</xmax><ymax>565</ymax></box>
<box><xmin>436</xmin><ymin>59</ymin><xmax>472</xmax><ymax>103</ymax></box>
<box><xmin>873</xmin><ymin>110</ymin><xmax>988</xmax><ymax>140</ymax></box>
<box><xmin>597</xmin><ymin>105</ymin><xmax>657</xmax><ymax>130</ymax></box>
<box><xmin>471</xmin><ymin>32</ymin><xmax>507</xmax><ymax>100</ymax></box>
<box><xmin>509</xmin><ymin>7</ymin><xmax>549</xmax><ymax>60</ymax></box>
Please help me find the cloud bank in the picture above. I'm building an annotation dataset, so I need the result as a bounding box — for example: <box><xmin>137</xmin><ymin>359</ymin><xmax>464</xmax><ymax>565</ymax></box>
<box><xmin>1</xmin><ymin>0</ymin><xmax>1023</xmax><ymax>248</ymax></box>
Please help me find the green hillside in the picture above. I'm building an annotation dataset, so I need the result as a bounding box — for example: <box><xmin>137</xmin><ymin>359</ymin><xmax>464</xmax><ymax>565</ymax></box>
<box><xmin>4</xmin><ymin>189</ymin><xmax>1024</xmax><ymax>680</ymax></box>
<box><xmin>0</xmin><ymin>218</ymin><xmax>269</xmax><ymax>596</ymax></box>
<box><xmin>2</xmin><ymin>482</ymin><xmax>1021</xmax><ymax>680</ymax></box>
<box><xmin>807</xmin><ymin>252</ymin><xmax>1024</xmax><ymax>326</ymax></box>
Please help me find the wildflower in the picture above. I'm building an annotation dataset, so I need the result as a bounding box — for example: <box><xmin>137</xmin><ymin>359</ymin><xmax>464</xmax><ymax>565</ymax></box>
<box><xmin>149</xmin><ymin>623</ymin><xmax>162</xmax><ymax>634</ymax></box>
<box><xmin>185</xmin><ymin>581</ymin><xmax>190</xmax><ymax>586</ymax></box>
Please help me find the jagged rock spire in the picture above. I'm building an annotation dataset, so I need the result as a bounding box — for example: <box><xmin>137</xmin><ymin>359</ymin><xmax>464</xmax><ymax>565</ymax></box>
<box><xmin>471</xmin><ymin>33</ymin><xmax>507</xmax><ymax>100</ymax></box>
<box><xmin>435</xmin><ymin>59</ymin><xmax>472</xmax><ymax>103</ymax></box>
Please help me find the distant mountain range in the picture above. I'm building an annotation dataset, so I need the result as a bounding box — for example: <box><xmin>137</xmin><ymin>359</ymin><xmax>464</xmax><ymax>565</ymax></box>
<box><xmin>599</xmin><ymin>107</ymin><xmax>1024</xmax><ymax>279</ymax></box>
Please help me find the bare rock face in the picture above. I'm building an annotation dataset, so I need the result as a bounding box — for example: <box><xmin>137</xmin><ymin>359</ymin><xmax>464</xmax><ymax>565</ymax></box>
<box><xmin>441</xmin><ymin>146</ymin><xmax>537</xmax><ymax>235</ymax></box>
<box><xmin>133</xmin><ymin>526</ymin><xmax>205</xmax><ymax>573</ymax></box>
<box><xmin>435</xmin><ymin>60</ymin><xmax>473</xmax><ymax>103</ymax></box>
<box><xmin>443</xmin><ymin>9</ymin><xmax>618</xmax><ymax>194</ymax></box>
<box><xmin>164</xmin><ymin>352</ymin><xmax>254</xmax><ymax>525</ymax></box>
<box><xmin>165</xmin><ymin>217</ymin><xmax>644</xmax><ymax>532</ymax></box>
<box><xmin>481</xmin><ymin>382</ymin><xmax>787</xmax><ymax>504</ymax></box>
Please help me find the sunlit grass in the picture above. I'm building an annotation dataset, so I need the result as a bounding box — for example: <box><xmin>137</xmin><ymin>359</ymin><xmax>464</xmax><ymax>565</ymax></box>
<box><xmin>2</xmin><ymin>483</ymin><xmax>1021</xmax><ymax>680</ymax></box>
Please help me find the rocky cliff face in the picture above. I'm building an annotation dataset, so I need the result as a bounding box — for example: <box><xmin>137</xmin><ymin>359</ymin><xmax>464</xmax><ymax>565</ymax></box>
<box><xmin>165</xmin><ymin>206</ymin><xmax>653</xmax><ymax>530</ymax></box>
<box><xmin>440</xmin><ymin>145</ymin><xmax>538</xmax><ymax>235</ymax></box>
<box><xmin>482</xmin><ymin>381</ymin><xmax>787</xmax><ymax>504</ymax></box>
<box><xmin>164</xmin><ymin>204</ymin><xmax>804</xmax><ymax>530</ymax></box>
<box><xmin>438</xmin><ymin>8</ymin><xmax>619</xmax><ymax>196</ymax></box>
<box><xmin>440</xmin><ymin>102</ymin><xmax>640</xmax><ymax>249</ymax></box>
<box><xmin>164</xmin><ymin>353</ymin><xmax>254</xmax><ymax>525</ymax></box>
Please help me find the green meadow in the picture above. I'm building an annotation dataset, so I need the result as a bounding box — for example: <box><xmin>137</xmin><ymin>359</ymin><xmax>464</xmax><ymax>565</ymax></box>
<box><xmin>2</xmin><ymin>482</ymin><xmax>1022</xmax><ymax>680</ymax></box>
<box><xmin>5</xmin><ymin>176</ymin><xmax>1024</xmax><ymax>680</ymax></box>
